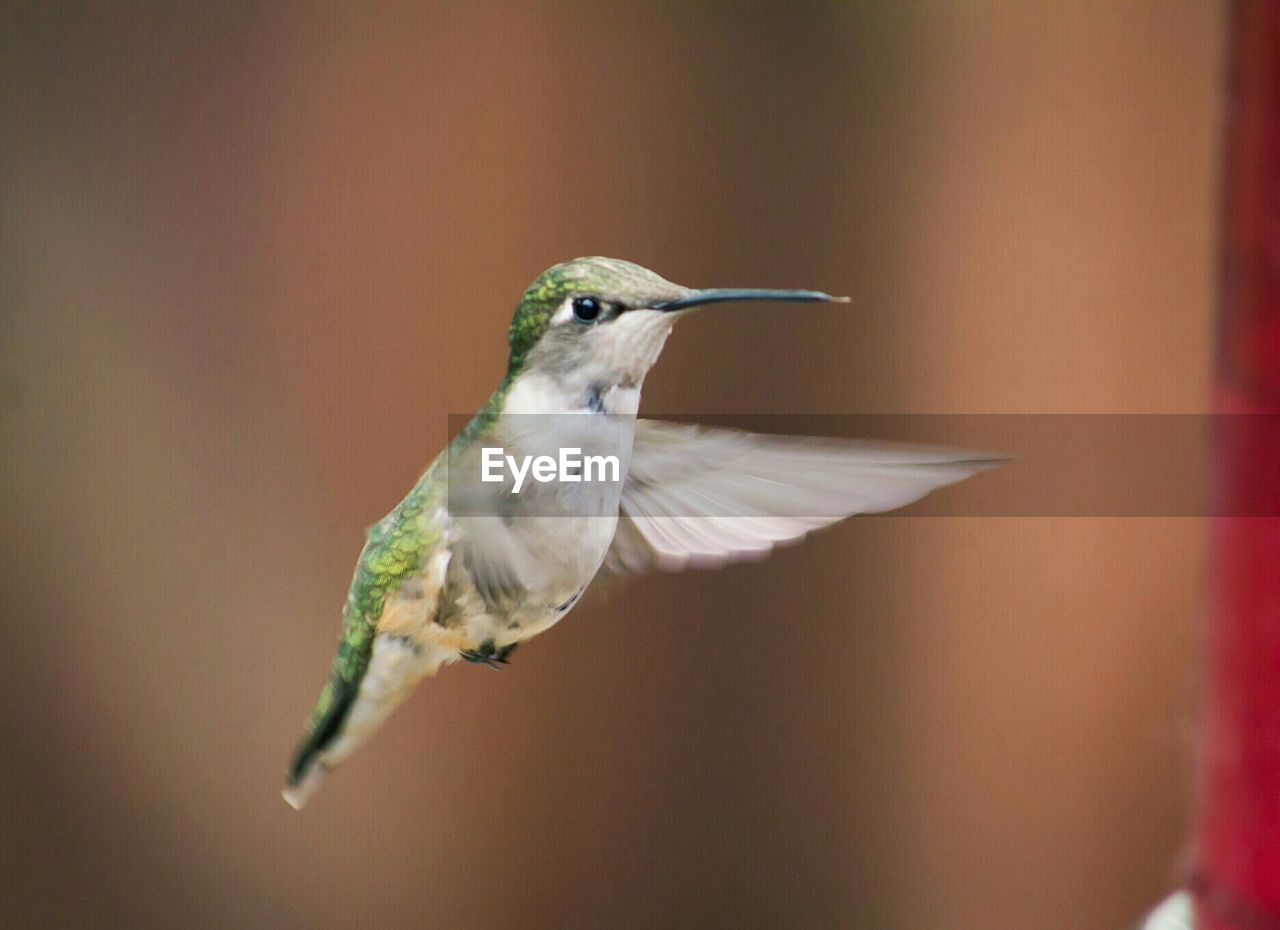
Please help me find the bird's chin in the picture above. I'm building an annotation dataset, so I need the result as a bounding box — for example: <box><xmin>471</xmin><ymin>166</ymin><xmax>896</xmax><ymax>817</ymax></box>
<box><xmin>593</xmin><ymin>308</ymin><xmax>677</xmax><ymax>382</ymax></box>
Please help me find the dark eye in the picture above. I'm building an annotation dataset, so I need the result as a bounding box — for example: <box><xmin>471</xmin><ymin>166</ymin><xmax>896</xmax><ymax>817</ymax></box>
<box><xmin>571</xmin><ymin>296</ymin><xmax>602</xmax><ymax>323</ymax></box>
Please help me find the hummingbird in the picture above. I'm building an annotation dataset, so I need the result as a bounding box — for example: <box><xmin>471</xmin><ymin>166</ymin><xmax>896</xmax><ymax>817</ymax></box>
<box><xmin>283</xmin><ymin>256</ymin><xmax>999</xmax><ymax>809</ymax></box>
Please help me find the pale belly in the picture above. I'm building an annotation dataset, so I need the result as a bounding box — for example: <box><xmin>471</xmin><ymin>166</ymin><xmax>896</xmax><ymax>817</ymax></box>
<box><xmin>430</xmin><ymin>373</ymin><xmax>640</xmax><ymax>653</ymax></box>
<box><xmin>451</xmin><ymin>511</ymin><xmax>619</xmax><ymax>650</ymax></box>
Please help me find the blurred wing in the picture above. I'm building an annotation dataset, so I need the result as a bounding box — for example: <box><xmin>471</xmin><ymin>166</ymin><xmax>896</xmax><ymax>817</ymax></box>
<box><xmin>453</xmin><ymin>513</ymin><xmax>551</xmax><ymax>609</ymax></box>
<box><xmin>605</xmin><ymin>420</ymin><xmax>1003</xmax><ymax>574</ymax></box>
<box><xmin>447</xmin><ymin>441</ymin><xmax>552</xmax><ymax>609</ymax></box>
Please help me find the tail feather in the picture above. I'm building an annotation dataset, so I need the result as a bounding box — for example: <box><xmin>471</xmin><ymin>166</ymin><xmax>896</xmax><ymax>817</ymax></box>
<box><xmin>285</xmin><ymin>475</ymin><xmax>450</xmax><ymax>808</ymax></box>
<box><xmin>282</xmin><ymin>761</ymin><xmax>329</xmax><ymax>811</ymax></box>
<box><xmin>283</xmin><ymin>674</ymin><xmax>360</xmax><ymax>809</ymax></box>
<box><xmin>283</xmin><ymin>635</ymin><xmax>444</xmax><ymax>809</ymax></box>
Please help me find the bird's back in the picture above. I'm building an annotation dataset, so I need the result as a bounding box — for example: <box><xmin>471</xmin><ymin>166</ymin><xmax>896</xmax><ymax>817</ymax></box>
<box><xmin>284</xmin><ymin>458</ymin><xmax>451</xmax><ymax>807</ymax></box>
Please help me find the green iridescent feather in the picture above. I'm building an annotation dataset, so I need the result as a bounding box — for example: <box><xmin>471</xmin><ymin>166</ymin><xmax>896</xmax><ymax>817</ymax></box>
<box><xmin>286</xmin><ymin>464</ymin><xmax>443</xmax><ymax>783</ymax></box>
<box><xmin>505</xmin><ymin>257</ymin><xmax>680</xmax><ymax>372</ymax></box>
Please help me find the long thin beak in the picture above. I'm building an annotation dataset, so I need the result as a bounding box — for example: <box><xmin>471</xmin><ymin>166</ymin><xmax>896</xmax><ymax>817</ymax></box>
<box><xmin>650</xmin><ymin>288</ymin><xmax>850</xmax><ymax>312</ymax></box>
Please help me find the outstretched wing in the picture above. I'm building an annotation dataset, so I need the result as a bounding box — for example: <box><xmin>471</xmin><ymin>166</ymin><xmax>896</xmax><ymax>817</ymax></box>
<box><xmin>604</xmin><ymin>420</ymin><xmax>1003</xmax><ymax>574</ymax></box>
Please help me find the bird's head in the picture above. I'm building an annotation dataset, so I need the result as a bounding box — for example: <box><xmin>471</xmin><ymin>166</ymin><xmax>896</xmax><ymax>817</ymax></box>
<box><xmin>505</xmin><ymin>256</ymin><xmax>847</xmax><ymax>388</ymax></box>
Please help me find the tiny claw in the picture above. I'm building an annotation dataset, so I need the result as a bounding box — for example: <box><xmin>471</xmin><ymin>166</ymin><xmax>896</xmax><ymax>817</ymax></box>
<box><xmin>461</xmin><ymin>640</ymin><xmax>517</xmax><ymax>668</ymax></box>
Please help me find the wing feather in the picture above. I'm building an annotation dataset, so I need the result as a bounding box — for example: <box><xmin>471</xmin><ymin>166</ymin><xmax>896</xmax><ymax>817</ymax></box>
<box><xmin>605</xmin><ymin>420</ymin><xmax>1003</xmax><ymax>574</ymax></box>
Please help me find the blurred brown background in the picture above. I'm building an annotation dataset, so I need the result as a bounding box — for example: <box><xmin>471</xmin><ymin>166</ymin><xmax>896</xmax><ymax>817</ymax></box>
<box><xmin>0</xmin><ymin>2</ymin><xmax>1220</xmax><ymax>928</ymax></box>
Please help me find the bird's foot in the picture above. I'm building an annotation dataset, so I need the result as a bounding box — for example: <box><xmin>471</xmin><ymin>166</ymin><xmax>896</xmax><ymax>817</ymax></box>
<box><xmin>460</xmin><ymin>640</ymin><xmax>517</xmax><ymax>670</ymax></box>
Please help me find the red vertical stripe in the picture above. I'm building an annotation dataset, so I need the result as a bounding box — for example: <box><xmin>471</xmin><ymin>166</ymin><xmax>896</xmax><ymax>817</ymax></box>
<box><xmin>1199</xmin><ymin>3</ymin><xmax>1280</xmax><ymax>928</ymax></box>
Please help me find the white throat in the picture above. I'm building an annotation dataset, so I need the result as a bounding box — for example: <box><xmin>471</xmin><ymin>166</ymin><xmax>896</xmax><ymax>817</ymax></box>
<box><xmin>503</xmin><ymin>370</ymin><xmax>641</xmax><ymax>417</ymax></box>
